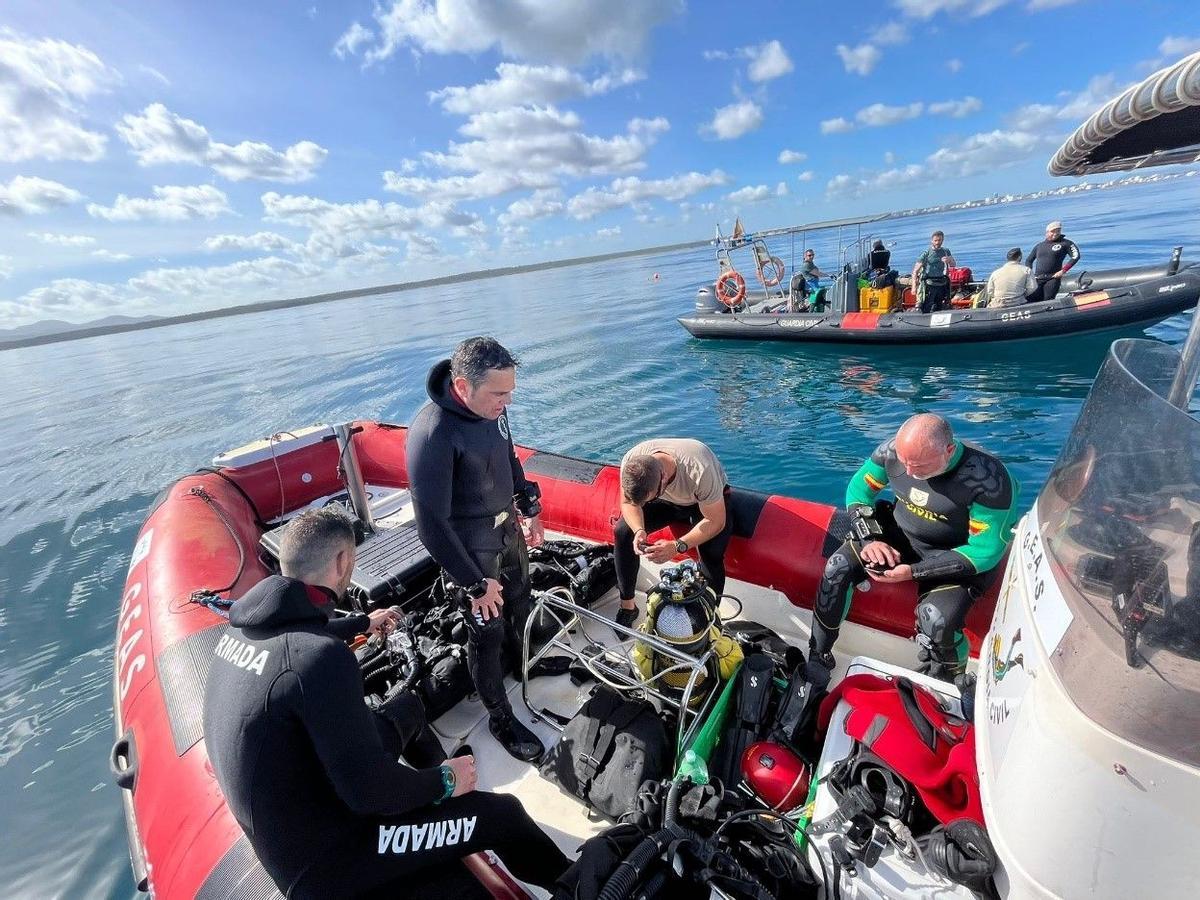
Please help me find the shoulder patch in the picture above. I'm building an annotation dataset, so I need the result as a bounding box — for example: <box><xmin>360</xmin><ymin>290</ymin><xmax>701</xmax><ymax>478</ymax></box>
<box><xmin>497</xmin><ymin>414</ymin><xmax>510</xmax><ymax>440</ymax></box>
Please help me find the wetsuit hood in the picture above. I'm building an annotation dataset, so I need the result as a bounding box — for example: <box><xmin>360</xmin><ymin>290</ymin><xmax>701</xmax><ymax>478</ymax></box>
<box><xmin>426</xmin><ymin>358</ymin><xmax>482</xmax><ymax>421</ymax></box>
<box><xmin>229</xmin><ymin>574</ymin><xmax>332</xmax><ymax>630</ymax></box>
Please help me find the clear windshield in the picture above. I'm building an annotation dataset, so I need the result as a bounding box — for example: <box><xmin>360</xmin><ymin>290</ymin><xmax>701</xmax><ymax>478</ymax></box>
<box><xmin>1039</xmin><ymin>339</ymin><xmax>1200</xmax><ymax>768</ymax></box>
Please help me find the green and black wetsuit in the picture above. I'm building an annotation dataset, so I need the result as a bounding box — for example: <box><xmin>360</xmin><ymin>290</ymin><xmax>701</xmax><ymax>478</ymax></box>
<box><xmin>811</xmin><ymin>439</ymin><xmax>1018</xmax><ymax>678</ymax></box>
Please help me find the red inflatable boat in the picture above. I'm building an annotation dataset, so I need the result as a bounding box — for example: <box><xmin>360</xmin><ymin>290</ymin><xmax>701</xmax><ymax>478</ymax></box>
<box><xmin>111</xmin><ymin>422</ymin><xmax>1000</xmax><ymax>898</ymax></box>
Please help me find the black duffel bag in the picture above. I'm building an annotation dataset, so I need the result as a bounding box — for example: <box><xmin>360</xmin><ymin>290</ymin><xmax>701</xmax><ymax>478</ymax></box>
<box><xmin>540</xmin><ymin>686</ymin><xmax>670</xmax><ymax>821</ymax></box>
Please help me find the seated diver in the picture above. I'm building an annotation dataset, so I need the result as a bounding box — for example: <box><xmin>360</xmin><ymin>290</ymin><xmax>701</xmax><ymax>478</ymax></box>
<box><xmin>202</xmin><ymin>507</ymin><xmax>570</xmax><ymax>899</ymax></box>
<box><xmin>809</xmin><ymin>414</ymin><xmax>1019</xmax><ymax>681</ymax></box>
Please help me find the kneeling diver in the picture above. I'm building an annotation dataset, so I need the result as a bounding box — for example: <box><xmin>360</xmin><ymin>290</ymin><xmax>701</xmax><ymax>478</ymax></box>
<box><xmin>810</xmin><ymin>414</ymin><xmax>1019</xmax><ymax>680</ymax></box>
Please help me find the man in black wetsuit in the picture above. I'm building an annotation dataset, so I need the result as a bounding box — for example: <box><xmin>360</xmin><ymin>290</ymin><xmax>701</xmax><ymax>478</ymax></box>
<box><xmin>202</xmin><ymin>508</ymin><xmax>569</xmax><ymax>899</ymax></box>
<box><xmin>407</xmin><ymin>336</ymin><xmax>546</xmax><ymax>762</ymax></box>
<box><xmin>1024</xmin><ymin>220</ymin><xmax>1081</xmax><ymax>303</ymax></box>
<box><xmin>809</xmin><ymin>414</ymin><xmax>1019</xmax><ymax>681</ymax></box>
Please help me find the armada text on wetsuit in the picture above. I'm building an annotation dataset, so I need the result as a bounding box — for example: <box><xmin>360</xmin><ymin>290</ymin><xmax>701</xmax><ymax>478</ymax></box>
<box><xmin>810</xmin><ymin>440</ymin><xmax>1018</xmax><ymax>679</ymax></box>
<box><xmin>1025</xmin><ymin>235</ymin><xmax>1081</xmax><ymax>303</ymax></box>
<box><xmin>202</xmin><ymin>574</ymin><xmax>568</xmax><ymax>898</ymax></box>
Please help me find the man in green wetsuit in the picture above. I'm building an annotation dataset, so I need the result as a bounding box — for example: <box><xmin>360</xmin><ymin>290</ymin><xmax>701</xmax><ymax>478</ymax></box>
<box><xmin>810</xmin><ymin>414</ymin><xmax>1018</xmax><ymax>680</ymax></box>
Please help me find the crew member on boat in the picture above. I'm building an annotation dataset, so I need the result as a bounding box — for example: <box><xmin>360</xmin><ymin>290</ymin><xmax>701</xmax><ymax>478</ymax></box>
<box><xmin>986</xmin><ymin>248</ymin><xmax>1038</xmax><ymax>308</ymax></box>
<box><xmin>614</xmin><ymin>439</ymin><xmax>733</xmax><ymax>628</ymax></box>
<box><xmin>1025</xmin><ymin>220</ymin><xmax>1081</xmax><ymax>303</ymax></box>
<box><xmin>407</xmin><ymin>336</ymin><xmax>547</xmax><ymax>763</ymax></box>
<box><xmin>809</xmin><ymin>414</ymin><xmax>1018</xmax><ymax>681</ymax></box>
<box><xmin>912</xmin><ymin>231</ymin><xmax>957</xmax><ymax>313</ymax></box>
<box><xmin>202</xmin><ymin>508</ymin><xmax>569</xmax><ymax>899</ymax></box>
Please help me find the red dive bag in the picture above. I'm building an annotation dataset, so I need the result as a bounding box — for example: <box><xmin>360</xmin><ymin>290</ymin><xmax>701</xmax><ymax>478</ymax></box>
<box><xmin>948</xmin><ymin>266</ymin><xmax>972</xmax><ymax>289</ymax></box>
<box><xmin>817</xmin><ymin>673</ymin><xmax>983</xmax><ymax>826</ymax></box>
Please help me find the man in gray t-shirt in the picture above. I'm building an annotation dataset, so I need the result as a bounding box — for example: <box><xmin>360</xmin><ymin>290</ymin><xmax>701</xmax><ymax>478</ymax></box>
<box><xmin>613</xmin><ymin>438</ymin><xmax>733</xmax><ymax>628</ymax></box>
<box><xmin>912</xmin><ymin>230</ymin><xmax>957</xmax><ymax>314</ymax></box>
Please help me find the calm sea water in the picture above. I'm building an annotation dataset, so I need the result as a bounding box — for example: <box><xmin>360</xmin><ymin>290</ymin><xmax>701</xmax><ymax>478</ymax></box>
<box><xmin>1</xmin><ymin>179</ymin><xmax>1197</xmax><ymax>897</ymax></box>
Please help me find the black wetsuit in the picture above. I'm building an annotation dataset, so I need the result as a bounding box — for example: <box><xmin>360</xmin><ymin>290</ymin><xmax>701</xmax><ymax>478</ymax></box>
<box><xmin>202</xmin><ymin>574</ymin><xmax>568</xmax><ymax>898</ymax></box>
<box><xmin>1025</xmin><ymin>237</ymin><xmax>1081</xmax><ymax>303</ymax></box>
<box><xmin>811</xmin><ymin>441</ymin><xmax>1018</xmax><ymax>678</ymax></box>
<box><xmin>407</xmin><ymin>360</ymin><xmax>537</xmax><ymax>716</ymax></box>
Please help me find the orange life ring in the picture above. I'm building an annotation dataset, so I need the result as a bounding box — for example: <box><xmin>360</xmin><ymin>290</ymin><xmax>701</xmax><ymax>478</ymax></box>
<box><xmin>758</xmin><ymin>256</ymin><xmax>786</xmax><ymax>287</ymax></box>
<box><xmin>717</xmin><ymin>270</ymin><xmax>747</xmax><ymax>307</ymax></box>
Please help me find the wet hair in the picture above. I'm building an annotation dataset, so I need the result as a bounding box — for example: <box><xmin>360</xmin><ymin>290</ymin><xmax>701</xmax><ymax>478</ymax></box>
<box><xmin>873</xmin><ymin>240</ymin><xmax>885</xmax><ymax>250</ymax></box>
<box><xmin>451</xmin><ymin>336</ymin><xmax>520</xmax><ymax>389</ymax></box>
<box><xmin>1007</xmin><ymin>247</ymin><xmax>1022</xmax><ymax>262</ymax></box>
<box><xmin>622</xmin><ymin>454</ymin><xmax>662</xmax><ymax>505</ymax></box>
<box><xmin>931</xmin><ymin>230</ymin><xmax>944</xmax><ymax>240</ymax></box>
<box><xmin>279</xmin><ymin>507</ymin><xmax>355</xmax><ymax>582</ymax></box>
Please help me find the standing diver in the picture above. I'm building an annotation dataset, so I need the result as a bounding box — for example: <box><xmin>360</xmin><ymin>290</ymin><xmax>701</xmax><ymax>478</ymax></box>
<box><xmin>1025</xmin><ymin>220</ymin><xmax>1081</xmax><ymax>303</ymax></box>
<box><xmin>809</xmin><ymin>414</ymin><xmax>1019</xmax><ymax>681</ymax></box>
<box><xmin>407</xmin><ymin>336</ymin><xmax>547</xmax><ymax>763</ymax></box>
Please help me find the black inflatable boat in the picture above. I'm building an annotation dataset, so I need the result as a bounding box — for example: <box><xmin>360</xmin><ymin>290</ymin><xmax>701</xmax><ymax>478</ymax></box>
<box><xmin>679</xmin><ymin>249</ymin><xmax>1199</xmax><ymax>345</ymax></box>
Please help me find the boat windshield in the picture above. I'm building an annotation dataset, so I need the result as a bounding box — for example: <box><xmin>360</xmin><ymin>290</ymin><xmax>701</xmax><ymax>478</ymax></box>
<box><xmin>1039</xmin><ymin>339</ymin><xmax>1200</xmax><ymax>768</ymax></box>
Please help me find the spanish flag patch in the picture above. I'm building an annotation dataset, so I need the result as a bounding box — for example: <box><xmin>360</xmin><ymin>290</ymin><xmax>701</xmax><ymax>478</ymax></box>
<box><xmin>968</xmin><ymin>519</ymin><xmax>989</xmax><ymax>536</ymax></box>
<box><xmin>865</xmin><ymin>473</ymin><xmax>886</xmax><ymax>492</ymax></box>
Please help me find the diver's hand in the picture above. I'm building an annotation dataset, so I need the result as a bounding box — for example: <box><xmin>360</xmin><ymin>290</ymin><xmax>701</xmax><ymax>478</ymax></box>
<box><xmin>446</xmin><ymin>755</ymin><xmax>477</xmax><ymax>797</ymax></box>
<box><xmin>644</xmin><ymin>539</ymin><xmax>678</xmax><ymax>565</ymax></box>
<box><xmin>471</xmin><ymin>579</ymin><xmax>504</xmax><ymax>622</ymax></box>
<box><xmin>366</xmin><ymin>608</ymin><xmax>401</xmax><ymax>637</ymax></box>
<box><xmin>632</xmin><ymin>529</ymin><xmax>649</xmax><ymax>556</ymax></box>
<box><xmin>874</xmin><ymin>564</ymin><xmax>913</xmax><ymax>583</ymax></box>
<box><xmin>860</xmin><ymin>541</ymin><xmax>901</xmax><ymax>569</ymax></box>
<box><xmin>521</xmin><ymin>515</ymin><xmax>545</xmax><ymax>548</ymax></box>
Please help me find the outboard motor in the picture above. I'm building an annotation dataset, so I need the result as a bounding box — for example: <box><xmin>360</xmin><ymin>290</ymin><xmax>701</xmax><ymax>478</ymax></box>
<box><xmin>695</xmin><ymin>283</ymin><xmax>721</xmax><ymax>313</ymax></box>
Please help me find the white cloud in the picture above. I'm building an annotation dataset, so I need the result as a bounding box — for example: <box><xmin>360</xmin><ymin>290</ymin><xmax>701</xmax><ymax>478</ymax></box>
<box><xmin>333</xmin><ymin>22</ymin><xmax>373</xmax><ymax>59</ymax></box>
<box><xmin>856</xmin><ymin>102</ymin><xmax>924</xmax><ymax>127</ymax></box>
<box><xmin>820</xmin><ymin>117</ymin><xmax>855</xmax><ymax>134</ymax></box>
<box><xmin>0</xmin><ymin>255</ymin><xmax>11</xmax><ymax>281</ymax></box>
<box><xmin>497</xmin><ymin>189</ymin><xmax>564</xmax><ymax>226</ymax></box>
<box><xmin>778</xmin><ymin>149</ymin><xmax>807</xmax><ymax>164</ymax></box>
<box><xmin>703</xmin><ymin>99</ymin><xmax>764</xmax><ymax>140</ymax></box>
<box><xmin>429</xmin><ymin>63</ymin><xmax>643</xmax><ymax>114</ymax></box>
<box><xmin>928</xmin><ymin>96</ymin><xmax>982</xmax><ymax>117</ymax></box>
<box><xmin>891</xmin><ymin>0</ymin><xmax>1010</xmax><ymax>19</ymax></box>
<box><xmin>796</xmin><ymin>170</ymin><xmax>815</xmax><ymax>182</ymax></box>
<box><xmin>138</xmin><ymin>64</ymin><xmax>170</xmax><ymax>86</ymax></box>
<box><xmin>338</xmin><ymin>0</ymin><xmax>684</xmax><ymax>67</ymax></box>
<box><xmin>1159</xmin><ymin>35</ymin><xmax>1200</xmax><ymax>58</ymax></box>
<box><xmin>91</xmin><ymin>249</ymin><xmax>132</xmax><ymax>262</ymax></box>
<box><xmin>204</xmin><ymin>231</ymin><xmax>300</xmax><ymax>253</ymax></box>
<box><xmin>262</xmin><ymin>190</ymin><xmax>481</xmax><ymax>240</ymax></box>
<box><xmin>565</xmin><ymin>170</ymin><xmax>728</xmax><ymax>219</ymax></box>
<box><xmin>1007</xmin><ymin>75</ymin><xmax>1124</xmax><ymax>132</ymax></box>
<box><xmin>27</xmin><ymin>232</ymin><xmax>96</xmax><ymax>247</ymax></box>
<box><xmin>835</xmin><ymin>44</ymin><xmax>881</xmax><ymax>76</ymax></box>
<box><xmin>0</xmin><ymin>29</ymin><xmax>115</xmax><ymax>163</ymax></box>
<box><xmin>87</xmin><ymin>185</ymin><xmax>231</xmax><ymax>222</ymax></box>
<box><xmin>385</xmin><ymin>107</ymin><xmax>667</xmax><ymax>202</ymax></box>
<box><xmin>884</xmin><ymin>151</ymin><xmax>896</xmax><ymax>164</ymax></box>
<box><xmin>0</xmin><ymin>175</ymin><xmax>83</xmax><ymax>215</ymax></box>
<box><xmin>1025</xmin><ymin>0</ymin><xmax>1082</xmax><ymax>9</ymax></box>
<box><xmin>596</xmin><ymin>225</ymin><xmax>621</xmax><ymax>238</ymax></box>
<box><xmin>775</xmin><ymin>181</ymin><xmax>789</xmax><ymax>196</ymax></box>
<box><xmin>747</xmin><ymin>40</ymin><xmax>793</xmax><ymax>82</ymax></box>
<box><xmin>869</xmin><ymin>23</ymin><xmax>909</xmax><ymax>45</ymax></box>
<box><xmin>726</xmin><ymin>184</ymin><xmax>772</xmax><ymax>204</ymax></box>
<box><xmin>946</xmin><ymin>58</ymin><xmax>963</xmax><ymax>73</ymax></box>
<box><xmin>116</xmin><ymin>104</ymin><xmax>328</xmax><ymax>182</ymax></box>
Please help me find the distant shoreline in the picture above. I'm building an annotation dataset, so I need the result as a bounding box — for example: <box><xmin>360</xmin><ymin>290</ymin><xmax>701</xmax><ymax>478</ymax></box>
<box><xmin>3</xmin><ymin>170</ymin><xmax>1191</xmax><ymax>353</ymax></box>
<box><xmin>0</xmin><ymin>238</ymin><xmax>707</xmax><ymax>352</ymax></box>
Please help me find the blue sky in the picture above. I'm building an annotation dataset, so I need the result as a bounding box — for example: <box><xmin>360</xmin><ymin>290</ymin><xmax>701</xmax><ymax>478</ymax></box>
<box><xmin>1</xmin><ymin>0</ymin><xmax>1197</xmax><ymax>327</ymax></box>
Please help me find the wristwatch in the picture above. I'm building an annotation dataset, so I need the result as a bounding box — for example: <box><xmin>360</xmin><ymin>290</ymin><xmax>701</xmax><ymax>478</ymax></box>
<box><xmin>465</xmin><ymin>579</ymin><xmax>489</xmax><ymax>600</ymax></box>
<box><xmin>438</xmin><ymin>764</ymin><xmax>456</xmax><ymax>800</ymax></box>
<box><xmin>674</xmin><ymin>538</ymin><xmax>689</xmax><ymax>553</ymax></box>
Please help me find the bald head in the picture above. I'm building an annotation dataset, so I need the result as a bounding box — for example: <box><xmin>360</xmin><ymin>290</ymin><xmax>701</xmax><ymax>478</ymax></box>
<box><xmin>895</xmin><ymin>414</ymin><xmax>956</xmax><ymax>479</ymax></box>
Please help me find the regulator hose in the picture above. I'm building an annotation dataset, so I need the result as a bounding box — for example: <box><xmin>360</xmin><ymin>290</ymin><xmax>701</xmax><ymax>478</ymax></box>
<box><xmin>598</xmin><ymin>779</ymin><xmax>689</xmax><ymax>900</ymax></box>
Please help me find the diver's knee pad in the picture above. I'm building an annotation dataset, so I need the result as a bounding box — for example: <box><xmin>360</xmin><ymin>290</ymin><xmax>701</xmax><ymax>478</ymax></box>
<box><xmin>916</xmin><ymin>600</ymin><xmax>949</xmax><ymax>646</ymax></box>
<box><xmin>814</xmin><ymin>547</ymin><xmax>856</xmax><ymax>622</ymax></box>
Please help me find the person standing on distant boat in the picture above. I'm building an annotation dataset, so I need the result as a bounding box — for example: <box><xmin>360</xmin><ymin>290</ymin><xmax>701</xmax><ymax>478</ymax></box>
<box><xmin>912</xmin><ymin>231</ymin><xmax>957</xmax><ymax>313</ymax></box>
<box><xmin>407</xmin><ymin>336</ymin><xmax>547</xmax><ymax>764</ymax></box>
<box><xmin>986</xmin><ymin>248</ymin><xmax>1038</xmax><ymax>308</ymax></box>
<box><xmin>1025</xmin><ymin>220</ymin><xmax>1081</xmax><ymax>302</ymax></box>
<box><xmin>808</xmin><ymin>414</ymin><xmax>1018</xmax><ymax>682</ymax></box>
<box><xmin>613</xmin><ymin>439</ymin><xmax>733</xmax><ymax>628</ymax></box>
<box><xmin>202</xmin><ymin>508</ymin><xmax>569</xmax><ymax>899</ymax></box>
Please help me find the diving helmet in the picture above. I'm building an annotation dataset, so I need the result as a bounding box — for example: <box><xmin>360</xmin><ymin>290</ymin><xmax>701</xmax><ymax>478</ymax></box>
<box><xmin>741</xmin><ymin>741</ymin><xmax>811</xmax><ymax>813</ymax></box>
